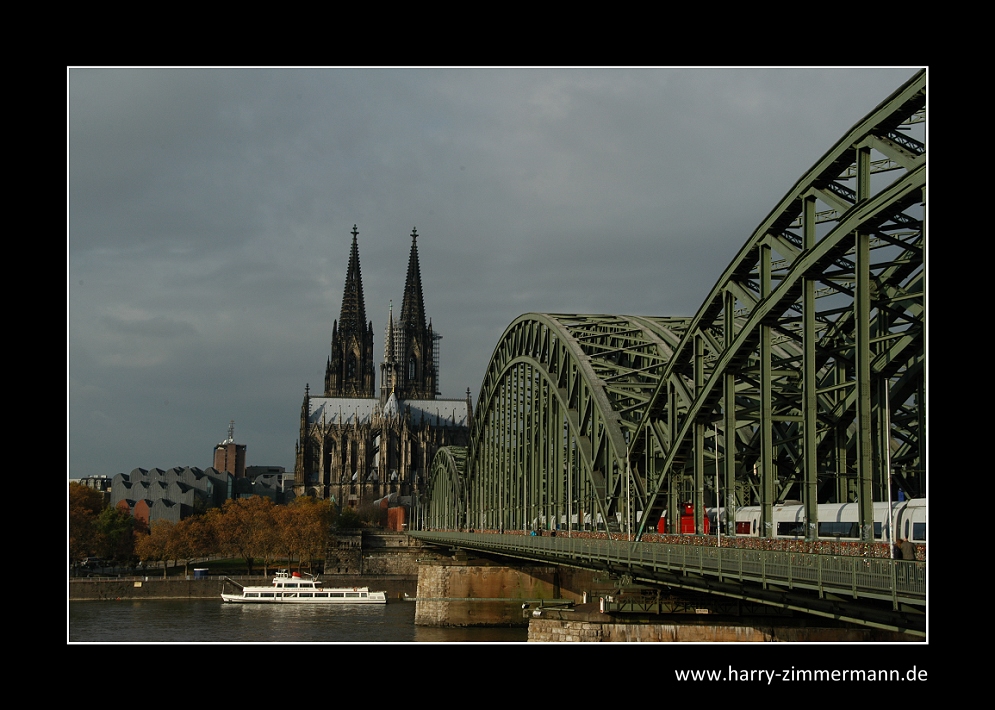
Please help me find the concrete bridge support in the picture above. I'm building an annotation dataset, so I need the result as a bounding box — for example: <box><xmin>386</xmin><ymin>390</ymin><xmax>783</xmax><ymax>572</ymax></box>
<box><xmin>413</xmin><ymin>556</ymin><xmax>593</xmax><ymax>627</ymax></box>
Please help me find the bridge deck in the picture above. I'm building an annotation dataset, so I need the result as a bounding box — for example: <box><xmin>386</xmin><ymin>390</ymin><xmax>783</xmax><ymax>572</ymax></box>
<box><xmin>409</xmin><ymin>531</ymin><xmax>926</xmax><ymax>637</ymax></box>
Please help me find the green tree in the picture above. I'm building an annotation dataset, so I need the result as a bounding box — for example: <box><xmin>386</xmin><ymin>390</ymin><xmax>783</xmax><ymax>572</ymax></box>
<box><xmin>357</xmin><ymin>502</ymin><xmax>385</xmax><ymax>527</ymax></box>
<box><xmin>336</xmin><ymin>506</ymin><xmax>361</xmax><ymax>530</ymax></box>
<box><xmin>95</xmin><ymin>505</ymin><xmax>136</xmax><ymax>563</ymax></box>
<box><xmin>69</xmin><ymin>483</ymin><xmax>105</xmax><ymax>567</ymax></box>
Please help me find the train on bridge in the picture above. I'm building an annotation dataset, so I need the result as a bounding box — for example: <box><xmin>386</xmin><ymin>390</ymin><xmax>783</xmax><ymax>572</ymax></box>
<box><xmin>693</xmin><ymin>498</ymin><xmax>927</xmax><ymax>544</ymax></box>
<box><xmin>528</xmin><ymin>498</ymin><xmax>926</xmax><ymax>546</ymax></box>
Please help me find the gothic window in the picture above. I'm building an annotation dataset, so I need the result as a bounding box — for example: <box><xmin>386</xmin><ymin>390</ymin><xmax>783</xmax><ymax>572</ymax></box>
<box><xmin>409</xmin><ymin>355</ymin><xmax>416</xmax><ymax>381</ymax></box>
<box><xmin>347</xmin><ymin>354</ymin><xmax>356</xmax><ymax>379</ymax></box>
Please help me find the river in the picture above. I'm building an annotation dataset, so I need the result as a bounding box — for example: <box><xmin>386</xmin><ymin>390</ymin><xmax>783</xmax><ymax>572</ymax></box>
<box><xmin>68</xmin><ymin>599</ymin><xmax>529</xmax><ymax>643</ymax></box>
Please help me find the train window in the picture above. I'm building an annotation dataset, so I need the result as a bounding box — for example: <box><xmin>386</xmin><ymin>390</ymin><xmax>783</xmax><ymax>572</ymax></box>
<box><xmin>736</xmin><ymin>521</ymin><xmax>752</xmax><ymax>535</ymax></box>
<box><xmin>818</xmin><ymin>522</ymin><xmax>858</xmax><ymax>538</ymax></box>
<box><xmin>912</xmin><ymin>522</ymin><xmax>925</xmax><ymax>541</ymax></box>
<box><xmin>874</xmin><ymin>522</ymin><xmax>882</xmax><ymax>539</ymax></box>
<box><xmin>777</xmin><ymin>522</ymin><xmax>804</xmax><ymax>537</ymax></box>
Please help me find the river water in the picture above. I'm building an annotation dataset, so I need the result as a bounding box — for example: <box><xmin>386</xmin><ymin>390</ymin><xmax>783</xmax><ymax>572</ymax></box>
<box><xmin>69</xmin><ymin>599</ymin><xmax>529</xmax><ymax>643</ymax></box>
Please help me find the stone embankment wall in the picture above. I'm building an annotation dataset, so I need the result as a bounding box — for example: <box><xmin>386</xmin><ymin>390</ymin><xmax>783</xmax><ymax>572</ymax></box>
<box><xmin>325</xmin><ymin>531</ymin><xmax>441</xmax><ymax>576</ymax></box>
<box><xmin>527</xmin><ymin>617</ymin><xmax>912</xmax><ymax>642</ymax></box>
<box><xmin>70</xmin><ymin>577</ymin><xmax>228</xmax><ymax>601</ymax></box>
<box><xmin>359</xmin><ymin>531</ymin><xmax>435</xmax><ymax>575</ymax></box>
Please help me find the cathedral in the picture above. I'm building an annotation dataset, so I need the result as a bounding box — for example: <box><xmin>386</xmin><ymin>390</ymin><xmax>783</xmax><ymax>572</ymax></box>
<box><xmin>294</xmin><ymin>226</ymin><xmax>471</xmax><ymax>520</ymax></box>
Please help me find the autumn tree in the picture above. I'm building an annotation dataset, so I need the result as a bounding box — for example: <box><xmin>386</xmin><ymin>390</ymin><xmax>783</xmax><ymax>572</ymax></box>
<box><xmin>185</xmin><ymin>514</ymin><xmax>217</xmax><ymax>562</ymax></box>
<box><xmin>166</xmin><ymin>518</ymin><xmax>198</xmax><ymax>576</ymax></box>
<box><xmin>278</xmin><ymin>497</ymin><xmax>332</xmax><ymax>574</ymax></box>
<box><xmin>254</xmin><ymin>512</ymin><xmax>281</xmax><ymax>577</ymax></box>
<box><xmin>136</xmin><ymin>520</ymin><xmax>173</xmax><ymax>578</ymax></box>
<box><xmin>213</xmin><ymin>496</ymin><xmax>276</xmax><ymax>575</ymax></box>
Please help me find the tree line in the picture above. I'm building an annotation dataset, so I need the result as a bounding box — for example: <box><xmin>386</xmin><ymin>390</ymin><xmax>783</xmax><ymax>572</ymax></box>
<box><xmin>70</xmin><ymin>483</ymin><xmax>363</xmax><ymax>576</ymax></box>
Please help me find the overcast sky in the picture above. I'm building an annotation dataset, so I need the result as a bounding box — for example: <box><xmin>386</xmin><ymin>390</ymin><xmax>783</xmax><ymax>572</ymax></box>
<box><xmin>67</xmin><ymin>67</ymin><xmax>921</xmax><ymax>479</ymax></box>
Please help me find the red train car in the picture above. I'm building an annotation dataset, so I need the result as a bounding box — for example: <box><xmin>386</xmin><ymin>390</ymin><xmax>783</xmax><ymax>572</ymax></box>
<box><xmin>657</xmin><ymin>503</ymin><xmax>710</xmax><ymax>535</ymax></box>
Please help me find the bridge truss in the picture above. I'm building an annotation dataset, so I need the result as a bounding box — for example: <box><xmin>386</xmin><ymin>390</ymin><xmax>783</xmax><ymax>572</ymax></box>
<box><xmin>427</xmin><ymin>314</ymin><xmax>689</xmax><ymax>533</ymax></box>
<box><xmin>425</xmin><ymin>70</ymin><xmax>925</xmax><ymax>544</ymax></box>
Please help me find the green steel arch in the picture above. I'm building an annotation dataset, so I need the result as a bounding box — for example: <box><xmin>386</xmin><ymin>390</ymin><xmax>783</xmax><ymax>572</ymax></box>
<box><xmin>424</xmin><ymin>70</ymin><xmax>925</xmax><ymax>544</ymax></box>
<box><xmin>631</xmin><ymin>69</ymin><xmax>925</xmax><ymax>540</ymax></box>
<box><xmin>426</xmin><ymin>314</ymin><xmax>689</xmax><ymax>533</ymax></box>
<box><xmin>425</xmin><ymin>446</ymin><xmax>467</xmax><ymax>530</ymax></box>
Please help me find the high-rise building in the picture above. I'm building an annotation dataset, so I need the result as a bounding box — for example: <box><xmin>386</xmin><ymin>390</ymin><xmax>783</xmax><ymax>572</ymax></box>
<box><xmin>213</xmin><ymin>420</ymin><xmax>246</xmax><ymax>479</ymax></box>
<box><xmin>295</xmin><ymin>226</ymin><xmax>471</xmax><ymax>516</ymax></box>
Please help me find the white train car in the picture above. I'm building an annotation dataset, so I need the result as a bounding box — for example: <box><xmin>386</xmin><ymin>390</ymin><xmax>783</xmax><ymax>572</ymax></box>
<box><xmin>894</xmin><ymin>497</ymin><xmax>926</xmax><ymax>543</ymax></box>
<box><xmin>727</xmin><ymin>499</ymin><xmax>925</xmax><ymax>543</ymax></box>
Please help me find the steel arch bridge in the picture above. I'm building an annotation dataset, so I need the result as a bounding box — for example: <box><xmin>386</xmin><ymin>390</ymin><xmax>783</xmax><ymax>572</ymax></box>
<box><xmin>425</xmin><ymin>69</ymin><xmax>925</xmax><ymax>543</ymax></box>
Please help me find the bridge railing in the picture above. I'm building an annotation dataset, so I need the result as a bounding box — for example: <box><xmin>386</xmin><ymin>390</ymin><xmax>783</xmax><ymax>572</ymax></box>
<box><xmin>409</xmin><ymin>532</ymin><xmax>925</xmax><ymax>606</ymax></box>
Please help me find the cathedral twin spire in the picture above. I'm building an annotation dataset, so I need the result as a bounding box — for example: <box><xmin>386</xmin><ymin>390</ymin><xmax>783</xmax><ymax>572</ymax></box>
<box><xmin>388</xmin><ymin>228</ymin><xmax>435</xmax><ymax>401</ymax></box>
<box><xmin>324</xmin><ymin>225</ymin><xmax>435</xmax><ymax>402</ymax></box>
<box><xmin>339</xmin><ymin>225</ymin><xmax>368</xmax><ymax>334</ymax></box>
<box><xmin>324</xmin><ymin>225</ymin><xmax>375</xmax><ymax>398</ymax></box>
<box><xmin>400</xmin><ymin>228</ymin><xmax>427</xmax><ymax>337</ymax></box>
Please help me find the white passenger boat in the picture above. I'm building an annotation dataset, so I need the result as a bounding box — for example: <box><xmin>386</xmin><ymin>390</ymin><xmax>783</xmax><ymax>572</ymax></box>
<box><xmin>221</xmin><ymin>570</ymin><xmax>387</xmax><ymax>604</ymax></box>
